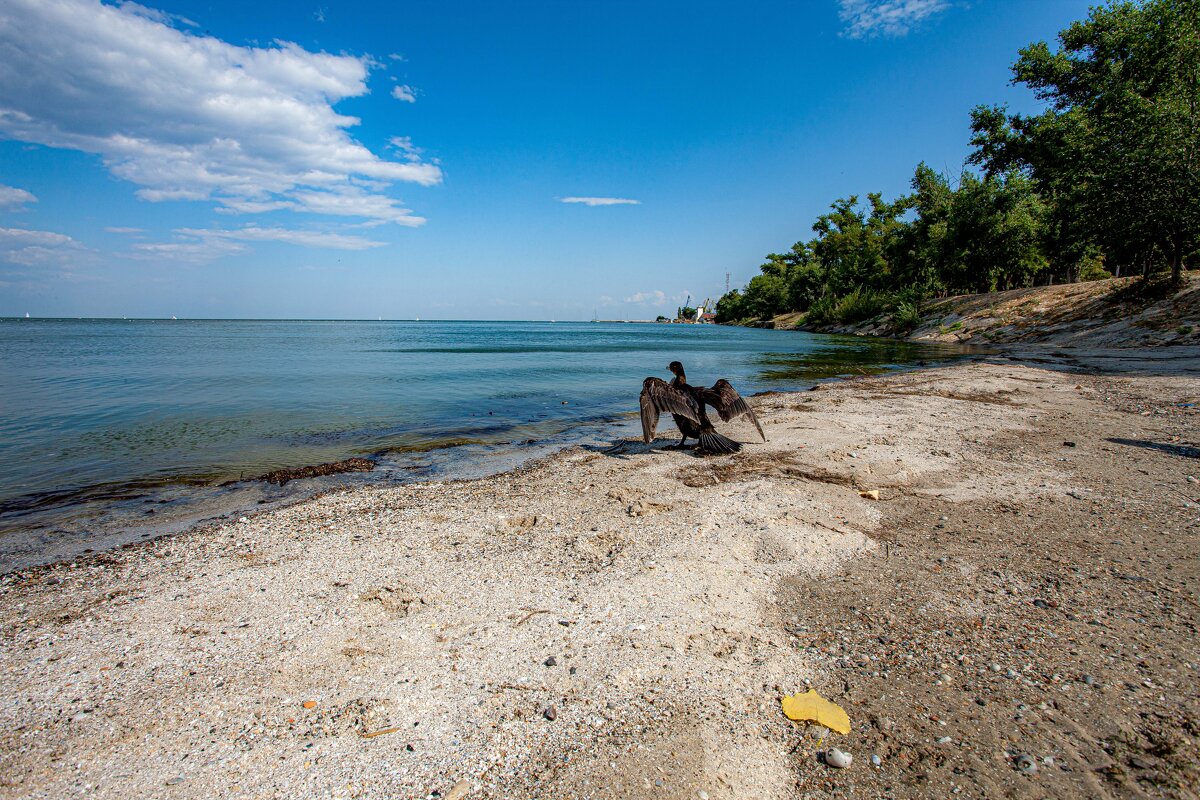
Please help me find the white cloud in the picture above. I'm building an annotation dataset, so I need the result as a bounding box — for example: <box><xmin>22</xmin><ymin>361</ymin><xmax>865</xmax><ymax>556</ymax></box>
<box><xmin>177</xmin><ymin>226</ymin><xmax>388</xmax><ymax>250</ymax></box>
<box><xmin>561</xmin><ymin>197</ymin><xmax>641</xmax><ymax>206</ymax></box>
<box><xmin>838</xmin><ymin>0</ymin><xmax>949</xmax><ymax>38</ymax></box>
<box><xmin>116</xmin><ymin>1</ymin><xmax>196</xmax><ymax>27</ymax></box>
<box><xmin>625</xmin><ymin>290</ymin><xmax>668</xmax><ymax>306</ymax></box>
<box><xmin>0</xmin><ymin>185</ymin><xmax>36</xmax><ymax>209</ymax></box>
<box><xmin>128</xmin><ymin>225</ymin><xmax>387</xmax><ymax>262</ymax></box>
<box><xmin>129</xmin><ymin>238</ymin><xmax>246</xmax><ymax>263</ymax></box>
<box><xmin>0</xmin><ymin>0</ymin><xmax>440</xmax><ymax>225</ymax></box>
<box><xmin>104</xmin><ymin>226</ymin><xmax>144</xmax><ymax>234</ymax></box>
<box><xmin>391</xmin><ymin>85</ymin><xmax>417</xmax><ymax>103</ymax></box>
<box><xmin>624</xmin><ymin>289</ymin><xmax>694</xmax><ymax>307</ymax></box>
<box><xmin>389</xmin><ymin>136</ymin><xmax>424</xmax><ymax>162</ymax></box>
<box><xmin>0</xmin><ymin>226</ymin><xmax>88</xmax><ymax>266</ymax></box>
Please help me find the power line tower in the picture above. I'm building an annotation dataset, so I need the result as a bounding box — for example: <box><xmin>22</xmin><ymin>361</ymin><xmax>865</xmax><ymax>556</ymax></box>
<box><xmin>725</xmin><ymin>272</ymin><xmax>730</xmax><ymax>294</ymax></box>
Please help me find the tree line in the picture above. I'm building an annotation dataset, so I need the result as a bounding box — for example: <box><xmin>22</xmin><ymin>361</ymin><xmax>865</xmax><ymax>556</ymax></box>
<box><xmin>716</xmin><ymin>0</ymin><xmax>1199</xmax><ymax>327</ymax></box>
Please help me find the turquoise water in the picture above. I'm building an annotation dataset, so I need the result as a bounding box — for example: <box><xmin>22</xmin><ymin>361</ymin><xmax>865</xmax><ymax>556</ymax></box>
<box><xmin>0</xmin><ymin>318</ymin><xmax>970</xmax><ymax>569</ymax></box>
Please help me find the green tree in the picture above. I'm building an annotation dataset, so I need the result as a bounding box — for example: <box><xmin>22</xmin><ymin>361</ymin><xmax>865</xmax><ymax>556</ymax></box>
<box><xmin>714</xmin><ymin>289</ymin><xmax>746</xmax><ymax>322</ymax></box>
<box><xmin>940</xmin><ymin>171</ymin><xmax>1048</xmax><ymax>293</ymax></box>
<box><xmin>810</xmin><ymin>193</ymin><xmax>910</xmax><ymax>297</ymax></box>
<box><xmin>893</xmin><ymin>163</ymin><xmax>954</xmax><ymax>295</ymax></box>
<box><xmin>741</xmin><ymin>273</ymin><xmax>790</xmax><ymax>318</ymax></box>
<box><xmin>971</xmin><ymin>0</ymin><xmax>1200</xmax><ymax>282</ymax></box>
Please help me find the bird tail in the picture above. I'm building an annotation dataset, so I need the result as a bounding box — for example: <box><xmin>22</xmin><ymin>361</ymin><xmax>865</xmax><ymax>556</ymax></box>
<box><xmin>698</xmin><ymin>431</ymin><xmax>741</xmax><ymax>455</ymax></box>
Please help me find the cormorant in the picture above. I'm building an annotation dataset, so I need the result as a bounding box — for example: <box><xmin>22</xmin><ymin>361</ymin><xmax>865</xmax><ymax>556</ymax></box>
<box><xmin>639</xmin><ymin>361</ymin><xmax>765</xmax><ymax>454</ymax></box>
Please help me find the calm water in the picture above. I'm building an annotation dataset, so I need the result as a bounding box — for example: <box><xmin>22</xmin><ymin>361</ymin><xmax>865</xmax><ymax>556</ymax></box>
<box><xmin>0</xmin><ymin>318</ymin><xmax>972</xmax><ymax>569</ymax></box>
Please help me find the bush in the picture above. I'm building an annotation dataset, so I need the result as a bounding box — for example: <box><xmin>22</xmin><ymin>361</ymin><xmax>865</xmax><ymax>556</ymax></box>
<box><xmin>805</xmin><ymin>294</ymin><xmax>838</xmax><ymax>325</ymax></box>
<box><xmin>1078</xmin><ymin>252</ymin><xmax>1110</xmax><ymax>282</ymax></box>
<box><xmin>805</xmin><ymin>287</ymin><xmax>887</xmax><ymax>325</ymax></box>
<box><xmin>890</xmin><ymin>300</ymin><xmax>924</xmax><ymax>333</ymax></box>
<box><xmin>832</xmin><ymin>286</ymin><xmax>886</xmax><ymax>323</ymax></box>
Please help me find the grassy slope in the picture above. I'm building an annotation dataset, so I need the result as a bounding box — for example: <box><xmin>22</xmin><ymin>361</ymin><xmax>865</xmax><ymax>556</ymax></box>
<box><xmin>766</xmin><ymin>272</ymin><xmax>1200</xmax><ymax>347</ymax></box>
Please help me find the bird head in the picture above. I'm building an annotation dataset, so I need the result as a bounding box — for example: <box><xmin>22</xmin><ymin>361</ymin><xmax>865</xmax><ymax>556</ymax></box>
<box><xmin>668</xmin><ymin>361</ymin><xmax>684</xmax><ymax>377</ymax></box>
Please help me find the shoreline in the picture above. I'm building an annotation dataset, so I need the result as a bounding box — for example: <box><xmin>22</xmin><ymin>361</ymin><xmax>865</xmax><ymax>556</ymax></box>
<box><xmin>2</xmin><ymin>353</ymin><xmax>1197</xmax><ymax>798</ymax></box>
<box><xmin>0</xmin><ymin>412</ymin><xmax>646</xmax><ymax>576</ymax></box>
<box><xmin>0</xmin><ymin>340</ymin><xmax>978</xmax><ymax>576</ymax></box>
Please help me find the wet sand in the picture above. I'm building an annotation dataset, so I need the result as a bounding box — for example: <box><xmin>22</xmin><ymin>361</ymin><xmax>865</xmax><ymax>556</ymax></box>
<box><xmin>1</xmin><ymin>353</ymin><xmax>1197</xmax><ymax>799</ymax></box>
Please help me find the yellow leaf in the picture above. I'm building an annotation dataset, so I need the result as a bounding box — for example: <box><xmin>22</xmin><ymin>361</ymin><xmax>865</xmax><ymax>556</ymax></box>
<box><xmin>781</xmin><ymin>689</ymin><xmax>851</xmax><ymax>734</ymax></box>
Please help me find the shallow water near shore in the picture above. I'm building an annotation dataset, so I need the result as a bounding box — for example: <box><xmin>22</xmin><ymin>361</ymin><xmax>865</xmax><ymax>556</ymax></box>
<box><xmin>0</xmin><ymin>318</ymin><xmax>973</xmax><ymax>570</ymax></box>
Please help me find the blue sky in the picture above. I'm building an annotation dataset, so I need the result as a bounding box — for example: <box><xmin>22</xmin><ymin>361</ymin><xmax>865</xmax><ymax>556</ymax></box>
<box><xmin>0</xmin><ymin>0</ymin><xmax>1094</xmax><ymax>320</ymax></box>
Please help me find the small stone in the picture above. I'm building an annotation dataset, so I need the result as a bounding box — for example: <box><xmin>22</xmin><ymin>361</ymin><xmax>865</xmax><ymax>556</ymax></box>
<box><xmin>1015</xmin><ymin>754</ymin><xmax>1038</xmax><ymax>775</ymax></box>
<box><xmin>1033</xmin><ymin>599</ymin><xmax>1049</xmax><ymax>609</ymax></box>
<box><xmin>698</xmin><ymin>792</ymin><xmax>710</xmax><ymax>800</ymax></box>
<box><xmin>823</xmin><ymin>748</ymin><xmax>852</xmax><ymax>769</ymax></box>
<box><xmin>990</xmin><ymin>663</ymin><xmax>1003</xmax><ymax>673</ymax></box>
<box><xmin>166</xmin><ymin>776</ymin><xmax>185</xmax><ymax>786</ymax></box>
<box><xmin>1082</xmin><ymin>674</ymin><xmax>1096</xmax><ymax>686</ymax></box>
<box><xmin>302</xmin><ymin>700</ymin><xmax>316</xmax><ymax>709</ymax></box>
<box><xmin>543</xmin><ymin>706</ymin><xmax>557</xmax><ymax>721</ymax></box>
<box><xmin>543</xmin><ymin>656</ymin><xmax>557</xmax><ymax>667</ymax></box>
<box><xmin>871</xmin><ymin>754</ymin><xmax>882</xmax><ymax>767</ymax></box>
<box><xmin>1062</xmin><ymin>441</ymin><xmax>1076</xmax><ymax>447</ymax></box>
<box><xmin>445</xmin><ymin>778</ymin><xmax>470</xmax><ymax>800</ymax></box>
<box><xmin>936</xmin><ymin>736</ymin><xmax>953</xmax><ymax>744</ymax></box>
<box><xmin>809</xmin><ymin>725</ymin><xmax>830</xmax><ymax>740</ymax></box>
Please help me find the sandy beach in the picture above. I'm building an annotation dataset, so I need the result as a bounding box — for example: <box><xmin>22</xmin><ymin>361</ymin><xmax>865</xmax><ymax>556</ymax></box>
<box><xmin>2</xmin><ymin>352</ymin><xmax>1198</xmax><ymax>799</ymax></box>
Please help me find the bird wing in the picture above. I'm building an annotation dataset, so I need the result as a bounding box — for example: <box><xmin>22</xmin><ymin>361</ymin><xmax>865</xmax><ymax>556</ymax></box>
<box><xmin>700</xmin><ymin>379</ymin><xmax>766</xmax><ymax>441</ymax></box>
<box><xmin>639</xmin><ymin>377</ymin><xmax>700</xmax><ymax>442</ymax></box>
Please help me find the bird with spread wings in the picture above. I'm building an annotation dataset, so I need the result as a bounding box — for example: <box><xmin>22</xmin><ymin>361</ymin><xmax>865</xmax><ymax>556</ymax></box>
<box><xmin>639</xmin><ymin>361</ymin><xmax>765</xmax><ymax>454</ymax></box>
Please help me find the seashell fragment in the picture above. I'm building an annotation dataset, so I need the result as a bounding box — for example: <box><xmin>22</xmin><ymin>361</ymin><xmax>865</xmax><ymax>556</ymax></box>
<box><xmin>823</xmin><ymin>748</ymin><xmax>852</xmax><ymax>769</ymax></box>
<box><xmin>1015</xmin><ymin>754</ymin><xmax>1038</xmax><ymax>775</ymax></box>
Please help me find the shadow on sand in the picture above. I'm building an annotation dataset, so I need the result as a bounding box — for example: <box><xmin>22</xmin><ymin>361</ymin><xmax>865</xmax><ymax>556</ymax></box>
<box><xmin>1107</xmin><ymin>437</ymin><xmax>1200</xmax><ymax>459</ymax></box>
<box><xmin>984</xmin><ymin>344</ymin><xmax>1200</xmax><ymax>377</ymax></box>
<box><xmin>579</xmin><ymin>438</ymin><xmax>717</xmax><ymax>461</ymax></box>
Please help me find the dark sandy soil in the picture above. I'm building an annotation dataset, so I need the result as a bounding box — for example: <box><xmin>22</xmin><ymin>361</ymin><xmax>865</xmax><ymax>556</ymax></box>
<box><xmin>769</xmin><ymin>366</ymin><xmax>1200</xmax><ymax>798</ymax></box>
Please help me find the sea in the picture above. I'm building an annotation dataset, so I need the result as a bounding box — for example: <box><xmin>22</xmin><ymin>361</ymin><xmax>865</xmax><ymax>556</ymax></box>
<box><xmin>0</xmin><ymin>318</ymin><xmax>975</xmax><ymax>571</ymax></box>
